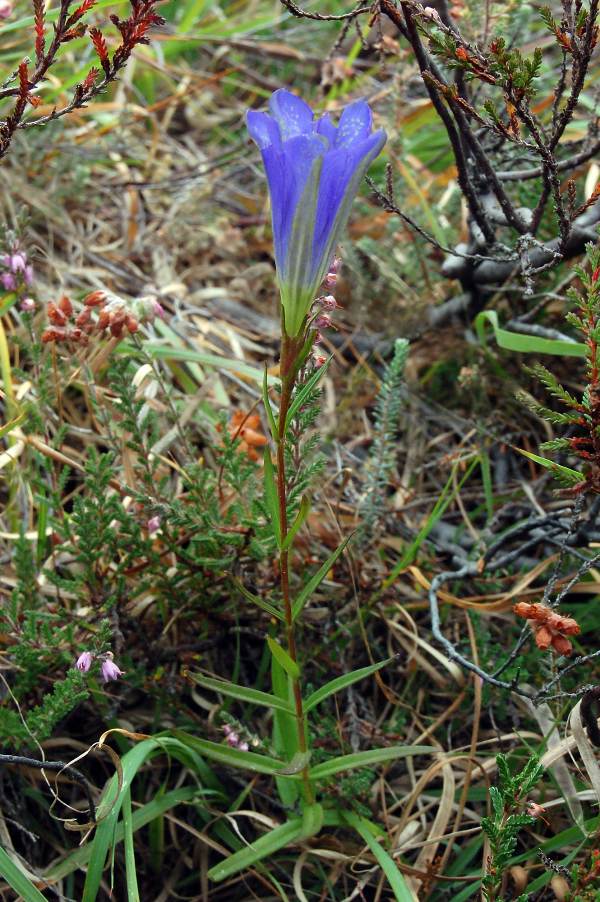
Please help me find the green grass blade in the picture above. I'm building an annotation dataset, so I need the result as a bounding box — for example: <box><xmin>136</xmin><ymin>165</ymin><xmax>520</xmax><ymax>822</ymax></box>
<box><xmin>0</xmin><ymin>847</ymin><xmax>48</xmax><ymax>902</ymax></box>
<box><xmin>475</xmin><ymin>309</ymin><xmax>585</xmax><ymax>357</ymax></box>
<box><xmin>208</xmin><ymin>817</ymin><xmax>304</xmax><ymax>883</ymax></box>
<box><xmin>304</xmin><ymin>659</ymin><xmax>392</xmax><ymax>714</ymax></box>
<box><xmin>234</xmin><ymin>579</ymin><xmax>284</xmax><ymax>620</ymax></box>
<box><xmin>309</xmin><ymin>745</ymin><xmax>433</xmax><ymax>781</ymax></box>
<box><xmin>189</xmin><ymin>672</ymin><xmax>295</xmax><ymax>713</ymax></box>
<box><xmin>342</xmin><ymin>810</ymin><xmax>415</xmax><ymax>902</ymax></box>
<box><xmin>122</xmin><ymin>788</ymin><xmax>140</xmax><ymax>902</ymax></box>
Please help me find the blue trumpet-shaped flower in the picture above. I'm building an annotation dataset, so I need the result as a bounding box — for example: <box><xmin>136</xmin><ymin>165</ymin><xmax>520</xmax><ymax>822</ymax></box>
<box><xmin>246</xmin><ymin>90</ymin><xmax>386</xmax><ymax>337</ymax></box>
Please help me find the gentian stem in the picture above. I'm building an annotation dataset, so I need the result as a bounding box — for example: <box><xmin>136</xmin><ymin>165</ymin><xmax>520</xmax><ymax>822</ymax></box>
<box><xmin>277</xmin><ymin>331</ymin><xmax>314</xmax><ymax>805</ymax></box>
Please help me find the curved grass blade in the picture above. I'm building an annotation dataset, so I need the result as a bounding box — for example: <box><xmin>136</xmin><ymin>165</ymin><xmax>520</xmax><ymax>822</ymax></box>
<box><xmin>208</xmin><ymin>817</ymin><xmax>304</xmax><ymax>883</ymax></box>
<box><xmin>0</xmin><ymin>847</ymin><xmax>47</xmax><ymax>902</ymax></box>
<box><xmin>342</xmin><ymin>810</ymin><xmax>415</xmax><ymax>902</ymax></box>
<box><xmin>475</xmin><ymin>310</ymin><xmax>585</xmax><ymax>357</ymax></box>
<box><xmin>234</xmin><ymin>579</ymin><xmax>284</xmax><ymax>621</ymax></box>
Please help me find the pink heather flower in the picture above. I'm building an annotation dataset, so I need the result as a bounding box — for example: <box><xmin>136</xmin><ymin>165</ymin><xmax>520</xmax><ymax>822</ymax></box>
<box><xmin>0</xmin><ymin>1</ymin><xmax>13</xmax><ymax>18</ymax></box>
<box><xmin>222</xmin><ymin>724</ymin><xmax>233</xmax><ymax>736</ymax></box>
<box><xmin>23</xmin><ymin>265</ymin><xmax>34</xmax><ymax>286</ymax></box>
<box><xmin>226</xmin><ymin>732</ymin><xmax>239</xmax><ymax>747</ymax></box>
<box><xmin>313</xmin><ymin>353</ymin><xmax>327</xmax><ymax>368</ymax></box>
<box><xmin>101</xmin><ymin>655</ymin><xmax>124</xmax><ymax>683</ymax></box>
<box><xmin>323</xmin><ymin>272</ymin><xmax>337</xmax><ymax>290</ymax></box>
<box><xmin>20</xmin><ymin>297</ymin><xmax>35</xmax><ymax>313</ymax></box>
<box><xmin>0</xmin><ymin>272</ymin><xmax>16</xmax><ymax>291</ymax></box>
<box><xmin>147</xmin><ymin>515</ymin><xmax>161</xmax><ymax>534</ymax></box>
<box><xmin>8</xmin><ymin>252</ymin><xmax>27</xmax><ymax>273</ymax></box>
<box><xmin>238</xmin><ymin>741</ymin><xmax>249</xmax><ymax>752</ymax></box>
<box><xmin>526</xmin><ymin>802</ymin><xmax>546</xmax><ymax>819</ymax></box>
<box><xmin>315</xmin><ymin>313</ymin><xmax>332</xmax><ymax>329</ymax></box>
<box><xmin>320</xmin><ymin>295</ymin><xmax>338</xmax><ymax>311</ymax></box>
<box><xmin>76</xmin><ymin>651</ymin><xmax>93</xmax><ymax>672</ymax></box>
<box><xmin>153</xmin><ymin>300</ymin><xmax>165</xmax><ymax>320</ymax></box>
<box><xmin>313</xmin><ymin>331</ymin><xmax>323</xmax><ymax>344</ymax></box>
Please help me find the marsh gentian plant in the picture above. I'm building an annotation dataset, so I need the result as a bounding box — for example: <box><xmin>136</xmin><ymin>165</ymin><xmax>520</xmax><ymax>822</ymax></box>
<box><xmin>189</xmin><ymin>95</ymin><xmax>422</xmax><ymax>890</ymax></box>
<box><xmin>247</xmin><ymin>89</ymin><xmax>386</xmax><ymax>338</ymax></box>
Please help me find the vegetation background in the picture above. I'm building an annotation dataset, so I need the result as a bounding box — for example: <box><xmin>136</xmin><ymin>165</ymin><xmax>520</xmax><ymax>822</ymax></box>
<box><xmin>2</xmin><ymin>0</ymin><xmax>600</xmax><ymax>899</ymax></box>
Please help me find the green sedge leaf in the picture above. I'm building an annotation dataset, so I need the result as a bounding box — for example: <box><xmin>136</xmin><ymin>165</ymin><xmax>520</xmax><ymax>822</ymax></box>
<box><xmin>292</xmin><ymin>534</ymin><xmax>352</xmax><ymax>621</ymax></box>
<box><xmin>267</xmin><ymin>636</ymin><xmax>300</xmax><ymax>680</ymax></box>
<box><xmin>304</xmin><ymin>659</ymin><xmax>392</xmax><ymax>714</ymax></box>
<box><xmin>208</xmin><ymin>817</ymin><xmax>304</xmax><ymax>882</ymax></box>
<box><xmin>188</xmin><ymin>672</ymin><xmax>294</xmax><ymax>714</ymax></box>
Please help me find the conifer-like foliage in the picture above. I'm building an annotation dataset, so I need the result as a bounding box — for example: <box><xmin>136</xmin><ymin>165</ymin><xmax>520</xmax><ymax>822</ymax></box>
<box><xmin>520</xmin><ymin>243</ymin><xmax>600</xmax><ymax>492</ymax></box>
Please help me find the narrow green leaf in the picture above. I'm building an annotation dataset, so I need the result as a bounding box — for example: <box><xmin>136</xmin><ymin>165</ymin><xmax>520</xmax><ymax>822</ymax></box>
<box><xmin>285</xmin><ymin>357</ymin><xmax>332</xmax><ymax>431</ymax></box>
<box><xmin>300</xmin><ymin>802</ymin><xmax>324</xmax><ymax>839</ymax></box>
<box><xmin>282</xmin><ymin>495</ymin><xmax>311</xmax><ymax>552</ymax></box>
<box><xmin>122</xmin><ymin>788</ymin><xmax>140</xmax><ymax>902</ymax></box>
<box><xmin>234</xmin><ymin>579</ymin><xmax>284</xmax><ymax>620</ymax></box>
<box><xmin>174</xmin><ymin>731</ymin><xmax>293</xmax><ymax>776</ymax></box>
<box><xmin>208</xmin><ymin>817</ymin><xmax>304</xmax><ymax>882</ymax></box>
<box><xmin>342</xmin><ymin>810</ymin><xmax>415</xmax><ymax>902</ymax></box>
<box><xmin>292</xmin><ymin>535</ymin><xmax>351</xmax><ymax>621</ymax></box>
<box><xmin>309</xmin><ymin>745</ymin><xmax>432</xmax><ymax>781</ymax></box>
<box><xmin>271</xmin><ymin>656</ymin><xmax>300</xmax><ymax>808</ymax></box>
<box><xmin>475</xmin><ymin>309</ymin><xmax>585</xmax><ymax>357</ymax></box>
<box><xmin>267</xmin><ymin>636</ymin><xmax>300</xmax><ymax>680</ymax></box>
<box><xmin>189</xmin><ymin>672</ymin><xmax>294</xmax><ymax>714</ymax></box>
<box><xmin>0</xmin><ymin>847</ymin><xmax>47</xmax><ymax>902</ymax></box>
<box><xmin>263</xmin><ymin>365</ymin><xmax>278</xmax><ymax>440</ymax></box>
<box><xmin>304</xmin><ymin>659</ymin><xmax>392</xmax><ymax>714</ymax></box>
<box><xmin>516</xmin><ymin>447</ymin><xmax>585</xmax><ymax>483</ymax></box>
<box><xmin>263</xmin><ymin>448</ymin><xmax>281</xmax><ymax>547</ymax></box>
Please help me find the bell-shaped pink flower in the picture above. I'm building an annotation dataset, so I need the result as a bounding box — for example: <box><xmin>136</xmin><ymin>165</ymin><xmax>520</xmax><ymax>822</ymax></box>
<box><xmin>76</xmin><ymin>651</ymin><xmax>93</xmax><ymax>672</ymax></box>
<box><xmin>101</xmin><ymin>655</ymin><xmax>124</xmax><ymax>683</ymax></box>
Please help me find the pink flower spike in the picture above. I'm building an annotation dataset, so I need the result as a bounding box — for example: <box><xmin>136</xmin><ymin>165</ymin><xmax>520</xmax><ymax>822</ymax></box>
<box><xmin>76</xmin><ymin>651</ymin><xmax>93</xmax><ymax>672</ymax></box>
<box><xmin>147</xmin><ymin>515</ymin><xmax>161</xmax><ymax>534</ymax></box>
<box><xmin>20</xmin><ymin>297</ymin><xmax>35</xmax><ymax>313</ymax></box>
<box><xmin>101</xmin><ymin>655</ymin><xmax>124</xmax><ymax>683</ymax></box>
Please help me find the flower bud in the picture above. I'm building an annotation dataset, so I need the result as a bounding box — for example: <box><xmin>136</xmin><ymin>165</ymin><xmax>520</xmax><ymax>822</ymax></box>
<box><xmin>320</xmin><ymin>295</ymin><xmax>338</xmax><ymax>311</ymax></box>
<box><xmin>20</xmin><ymin>297</ymin><xmax>35</xmax><ymax>312</ymax></box>
<box><xmin>315</xmin><ymin>313</ymin><xmax>332</xmax><ymax>329</ymax></box>
<box><xmin>147</xmin><ymin>516</ymin><xmax>161</xmax><ymax>534</ymax></box>
<box><xmin>0</xmin><ymin>272</ymin><xmax>16</xmax><ymax>291</ymax></box>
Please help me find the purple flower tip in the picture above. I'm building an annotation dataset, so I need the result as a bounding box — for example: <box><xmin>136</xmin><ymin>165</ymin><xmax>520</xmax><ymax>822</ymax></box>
<box><xmin>101</xmin><ymin>656</ymin><xmax>124</xmax><ymax>683</ymax></box>
<box><xmin>246</xmin><ymin>90</ymin><xmax>386</xmax><ymax>336</ymax></box>
<box><xmin>76</xmin><ymin>651</ymin><xmax>93</xmax><ymax>672</ymax></box>
<box><xmin>147</xmin><ymin>515</ymin><xmax>161</xmax><ymax>534</ymax></box>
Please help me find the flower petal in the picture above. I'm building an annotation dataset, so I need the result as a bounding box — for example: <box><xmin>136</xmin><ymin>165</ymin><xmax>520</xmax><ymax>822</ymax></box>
<box><xmin>335</xmin><ymin>99</ymin><xmax>373</xmax><ymax>147</ymax></box>
<box><xmin>315</xmin><ymin>113</ymin><xmax>337</xmax><ymax>147</ymax></box>
<box><xmin>311</xmin><ymin>128</ymin><xmax>386</xmax><ymax>280</ymax></box>
<box><xmin>246</xmin><ymin>110</ymin><xmax>281</xmax><ymax>150</ymax></box>
<box><xmin>269</xmin><ymin>89</ymin><xmax>314</xmax><ymax>139</ymax></box>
